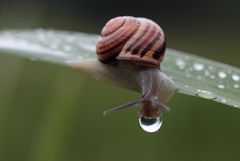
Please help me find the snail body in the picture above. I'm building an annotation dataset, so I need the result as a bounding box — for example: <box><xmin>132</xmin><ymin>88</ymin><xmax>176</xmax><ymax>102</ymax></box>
<box><xmin>95</xmin><ymin>16</ymin><xmax>175</xmax><ymax>132</ymax></box>
<box><xmin>72</xmin><ymin>58</ymin><xmax>176</xmax><ymax>132</ymax></box>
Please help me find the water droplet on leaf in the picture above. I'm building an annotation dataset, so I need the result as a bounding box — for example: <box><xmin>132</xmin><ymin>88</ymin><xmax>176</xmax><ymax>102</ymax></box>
<box><xmin>220</xmin><ymin>98</ymin><xmax>227</xmax><ymax>103</ymax></box>
<box><xmin>193</xmin><ymin>63</ymin><xmax>204</xmax><ymax>71</ymax></box>
<box><xmin>210</xmin><ymin>75</ymin><xmax>215</xmax><ymax>79</ymax></box>
<box><xmin>234</xmin><ymin>84</ymin><xmax>239</xmax><ymax>89</ymax></box>
<box><xmin>217</xmin><ymin>84</ymin><xmax>225</xmax><ymax>89</ymax></box>
<box><xmin>63</xmin><ymin>45</ymin><xmax>72</xmax><ymax>51</ymax></box>
<box><xmin>204</xmin><ymin>70</ymin><xmax>210</xmax><ymax>76</ymax></box>
<box><xmin>233</xmin><ymin>104</ymin><xmax>239</xmax><ymax>108</ymax></box>
<box><xmin>66</xmin><ymin>36</ymin><xmax>75</xmax><ymax>43</ymax></box>
<box><xmin>176</xmin><ymin>59</ymin><xmax>186</xmax><ymax>70</ymax></box>
<box><xmin>197</xmin><ymin>76</ymin><xmax>202</xmax><ymax>80</ymax></box>
<box><xmin>208</xmin><ymin>65</ymin><xmax>214</xmax><ymax>71</ymax></box>
<box><xmin>50</xmin><ymin>43</ymin><xmax>59</xmax><ymax>49</ymax></box>
<box><xmin>218</xmin><ymin>71</ymin><xmax>227</xmax><ymax>79</ymax></box>
<box><xmin>196</xmin><ymin>89</ymin><xmax>217</xmax><ymax>100</ymax></box>
<box><xmin>232</xmin><ymin>74</ymin><xmax>240</xmax><ymax>81</ymax></box>
<box><xmin>168</xmin><ymin>76</ymin><xmax>173</xmax><ymax>80</ymax></box>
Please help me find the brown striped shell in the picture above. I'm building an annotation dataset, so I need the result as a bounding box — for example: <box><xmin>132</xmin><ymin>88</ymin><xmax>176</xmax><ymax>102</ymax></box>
<box><xmin>96</xmin><ymin>16</ymin><xmax>166</xmax><ymax>67</ymax></box>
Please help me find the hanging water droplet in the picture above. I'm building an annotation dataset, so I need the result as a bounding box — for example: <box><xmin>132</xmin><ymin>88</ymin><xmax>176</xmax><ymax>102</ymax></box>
<box><xmin>217</xmin><ymin>84</ymin><xmax>225</xmax><ymax>89</ymax></box>
<box><xmin>232</xmin><ymin>74</ymin><xmax>240</xmax><ymax>81</ymax></box>
<box><xmin>139</xmin><ymin>116</ymin><xmax>162</xmax><ymax>133</ymax></box>
<box><xmin>196</xmin><ymin>89</ymin><xmax>217</xmax><ymax>100</ymax></box>
<box><xmin>176</xmin><ymin>59</ymin><xmax>186</xmax><ymax>70</ymax></box>
<box><xmin>193</xmin><ymin>63</ymin><xmax>204</xmax><ymax>71</ymax></box>
<box><xmin>218</xmin><ymin>71</ymin><xmax>227</xmax><ymax>79</ymax></box>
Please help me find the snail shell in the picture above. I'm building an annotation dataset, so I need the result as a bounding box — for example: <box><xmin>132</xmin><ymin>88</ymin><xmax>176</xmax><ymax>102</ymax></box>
<box><xmin>96</xmin><ymin>16</ymin><xmax>166</xmax><ymax>67</ymax></box>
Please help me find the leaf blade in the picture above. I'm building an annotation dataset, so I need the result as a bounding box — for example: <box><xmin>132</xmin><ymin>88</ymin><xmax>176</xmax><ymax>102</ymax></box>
<box><xmin>163</xmin><ymin>49</ymin><xmax>240</xmax><ymax>108</ymax></box>
<box><xmin>0</xmin><ymin>29</ymin><xmax>239</xmax><ymax>108</ymax></box>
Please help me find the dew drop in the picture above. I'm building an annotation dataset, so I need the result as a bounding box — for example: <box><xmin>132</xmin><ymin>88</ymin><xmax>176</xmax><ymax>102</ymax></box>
<box><xmin>50</xmin><ymin>43</ymin><xmax>59</xmax><ymax>49</ymax></box>
<box><xmin>139</xmin><ymin>116</ymin><xmax>162</xmax><ymax>133</ymax></box>
<box><xmin>217</xmin><ymin>84</ymin><xmax>225</xmax><ymax>89</ymax></box>
<box><xmin>63</xmin><ymin>45</ymin><xmax>72</xmax><ymax>51</ymax></box>
<box><xmin>197</xmin><ymin>76</ymin><xmax>202</xmax><ymax>80</ymax></box>
<box><xmin>233</xmin><ymin>104</ymin><xmax>239</xmax><ymax>108</ymax></box>
<box><xmin>196</xmin><ymin>90</ymin><xmax>217</xmax><ymax>100</ymax></box>
<box><xmin>36</xmin><ymin>30</ymin><xmax>46</xmax><ymax>41</ymax></box>
<box><xmin>168</xmin><ymin>76</ymin><xmax>173</xmax><ymax>80</ymax></box>
<box><xmin>185</xmin><ymin>70</ymin><xmax>191</xmax><ymax>78</ymax></box>
<box><xmin>189</xmin><ymin>67</ymin><xmax>194</xmax><ymax>71</ymax></box>
<box><xmin>186</xmin><ymin>74</ymin><xmax>191</xmax><ymax>78</ymax></box>
<box><xmin>220</xmin><ymin>98</ymin><xmax>227</xmax><ymax>103</ymax></box>
<box><xmin>234</xmin><ymin>84</ymin><xmax>239</xmax><ymax>89</ymax></box>
<box><xmin>218</xmin><ymin>71</ymin><xmax>226</xmax><ymax>79</ymax></box>
<box><xmin>66</xmin><ymin>36</ymin><xmax>75</xmax><ymax>43</ymax></box>
<box><xmin>227</xmin><ymin>69</ymin><xmax>232</xmax><ymax>74</ymax></box>
<box><xmin>193</xmin><ymin>63</ymin><xmax>204</xmax><ymax>71</ymax></box>
<box><xmin>208</xmin><ymin>65</ymin><xmax>214</xmax><ymax>71</ymax></box>
<box><xmin>232</xmin><ymin>74</ymin><xmax>240</xmax><ymax>81</ymax></box>
<box><xmin>204</xmin><ymin>70</ymin><xmax>210</xmax><ymax>76</ymax></box>
<box><xmin>210</xmin><ymin>75</ymin><xmax>215</xmax><ymax>79</ymax></box>
<box><xmin>176</xmin><ymin>59</ymin><xmax>186</xmax><ymax>70</ymax></box>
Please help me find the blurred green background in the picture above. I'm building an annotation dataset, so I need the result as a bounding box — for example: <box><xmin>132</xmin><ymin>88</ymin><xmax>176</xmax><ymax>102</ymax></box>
<box><xmin>0</xmin><ymin>0</ymin><xmax>240</xmax><ymax>161</ymax></box>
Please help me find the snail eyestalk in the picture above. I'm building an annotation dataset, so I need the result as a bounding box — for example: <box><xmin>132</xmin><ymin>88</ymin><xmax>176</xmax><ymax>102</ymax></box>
<box><xmin>102</xmin><ymin>67</ymin><xmax>172</xmax><ymax>117</ymax></box>
<box><xmin>102</xmin><ymin>97</ymin><xmax>170</xmax><ymax>117</ymax></box>
<box><xmin>155</xmin><ymin>100</ymin><xmax>171</xmax><ymax>112</ymax></box>
<box><xmin>102</xmin><ymin>66</ymin><xmax>171</xmax><ymax>131</ymax></box>
<box><xmin>141</xmin><ymin>99</ymin><xmax>171</xmax><ymax>113</ymax></box>
<box><xmin>102</xmin><ymin>99</ymin><xmax>140</xmax><ymax>116</ymax></box>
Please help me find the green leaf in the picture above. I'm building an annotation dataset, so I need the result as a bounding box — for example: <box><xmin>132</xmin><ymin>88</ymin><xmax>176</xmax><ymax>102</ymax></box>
<box><xmin>0</xmin><ymin>29</ymin><xmax>239</xmax><ymax>108</ymax></box>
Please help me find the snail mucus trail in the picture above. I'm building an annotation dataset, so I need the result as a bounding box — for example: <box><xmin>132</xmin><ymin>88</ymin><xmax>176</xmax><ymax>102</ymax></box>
<box><xmin>96</xmin><ymin>16</ymin><xmax>175</xmax><ymax>132</ymax></box>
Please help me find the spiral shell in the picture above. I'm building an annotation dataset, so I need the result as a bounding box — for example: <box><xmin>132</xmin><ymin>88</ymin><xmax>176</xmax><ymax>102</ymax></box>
<box><xmin>96</xmin><ymin>16</ymin><xmax>166</xmax><ymax>67</ymax></box>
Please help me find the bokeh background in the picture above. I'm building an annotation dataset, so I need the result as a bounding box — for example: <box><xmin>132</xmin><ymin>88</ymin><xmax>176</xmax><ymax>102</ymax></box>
<box><xmin>0</xmin><ymin>0</ymin><xmax>240</xmax><ymax>161</ymax></box>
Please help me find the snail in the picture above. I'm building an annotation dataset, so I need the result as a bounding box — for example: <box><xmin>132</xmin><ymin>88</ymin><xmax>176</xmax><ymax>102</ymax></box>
<box><xmin>94</xmin><ymin>16</ymin><xmax>176</xmax><ymax>132</ymax></box>
<box><xmin>73</xmin><ymin>16</ymin><xmax>176</xmax><ymax>133</ymax></box>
